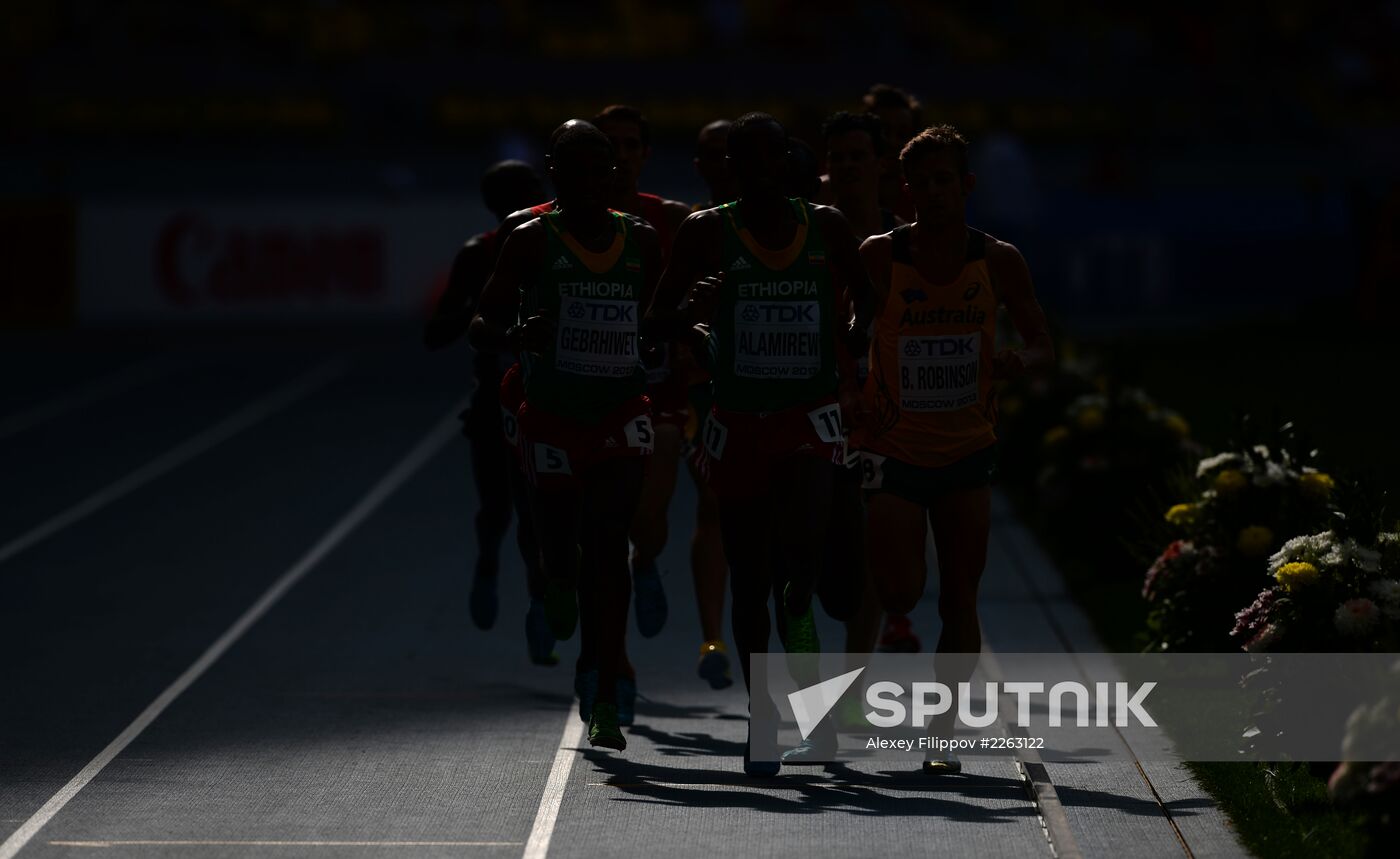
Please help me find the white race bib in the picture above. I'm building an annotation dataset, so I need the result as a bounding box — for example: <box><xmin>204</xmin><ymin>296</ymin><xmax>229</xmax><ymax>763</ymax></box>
<box><xmin>898</xmin><ymin>334</ymin><xmax>980</xmax><ymax>412</ymax></box>
<box><xmin>859</xmin><ymin>451</ymin><xmax>887</xmax><ymax>490</ymax></box>
<box><xmin>623</xmin><ymin>415</ymin><xmax>655</xmax><ymax>451</ymax></box>
<box><xmin>532</xmin><ymin>443</ymin><xmax>572</xmax><ymax>475</ymax></box>
<box><xmin>806</xmin><ymin>402</ymin><xmax>843</xmax><ymax>443</ymax></box>
<box><xmin>556</xmin><ymin>297</ymin><xmax>639</xmax><ymax>378</ymax></box>
<box><xmin>702</xmin><ymin>412</ymin><xmax>728</xmax><ymax>461</ymax></box>
<box><xmin>733</xmin><ymin>300</ymin><xmax>821</xmax><ymax>379</ymax></box>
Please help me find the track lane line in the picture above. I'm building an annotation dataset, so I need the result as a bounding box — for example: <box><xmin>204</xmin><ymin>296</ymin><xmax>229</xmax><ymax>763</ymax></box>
<box><xmin>0</xmin><ymin>400</ymin><xmax>465</xmax><ymax>859</ymax></box>
<box><xmin>522</xmin><ymin>713</ymin><xmax>586</xmax><ymax>859</ymax></box>
<box><xmin>0</xmin><ymin>359</ymin><xmax>344</xmax><ymax>566</ymax></box>
<box><xmin>0</xmin><ymin>359</ymin><xmax>172</xmax><ymax>443</ymax></box>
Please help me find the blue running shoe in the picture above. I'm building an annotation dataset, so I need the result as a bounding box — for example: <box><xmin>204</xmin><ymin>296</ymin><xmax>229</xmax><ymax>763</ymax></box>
<box><xmin>697</xmin><ymin>640</ymin><xmax>733</xmax><ymax>690</ymax></box>
<box><xmin>524</xmin><ymin>600</ymin><xmax>558</xmax><ymax>666</ymax></box>
<box><xmin>632</xmin><ymin>559</ymin><xmax>668</xmax><ymax>638</ymax></box>
<box><xmin>574</xmin><ymin>668</ymin><xmax>598</xmax><ymax>724</ymax></box>
<box><xmin>469</xmin><ymin>563</ymin><xmax>498</xmax><ymax>631</ymax></box>
<box><xmin>617</xmin><ymin>675</ymin><xmax>637</xmax><ymax>726</ymax></box>
<box><xmin>781</xmin><ymin>717</ymin><xmax>838</xmax><ymax>766</ymax></box>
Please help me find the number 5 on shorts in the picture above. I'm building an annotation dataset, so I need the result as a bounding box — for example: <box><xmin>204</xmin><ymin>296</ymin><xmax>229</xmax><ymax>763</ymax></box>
<box><xmin>533</xmin><ymin>443</ymin><xmax>572</xmax><ymax>475</ymax></box>
<box><xmin>624</xmin><ymin>415</ymin><xmax>655</xmax><ymax>451</ymax></box>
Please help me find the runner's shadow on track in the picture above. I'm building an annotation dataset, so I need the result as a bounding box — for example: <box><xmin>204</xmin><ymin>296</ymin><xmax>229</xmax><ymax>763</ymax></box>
<box><xmin>623</xmin><ymin>724</ymin><xmax>744</xmax><ymax>757</ymax></box>
<box><xmin>579</xmin><ymin>753</ymin><xmax>1039</xmax><ymax>821</ymax></box>
<box><xmin>632</xmin><ymin>698</ymin><xmax>731</xmax><ymax>721</ymax></box>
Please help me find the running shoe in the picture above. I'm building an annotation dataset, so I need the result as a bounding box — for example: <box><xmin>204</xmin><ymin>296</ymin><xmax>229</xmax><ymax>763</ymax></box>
<box><xmin>876</xmin><ymin>613</ymin><xmax>921</xmax><ymax>654</ymax></box>
<box><xmin>617</xmin><ymin>674</ymin><xmax>637</xmax><ymax>726</ymax></box>
<box><xmin>588</xmin><ymin>702</ymin><xmax>626</xmax><ymax>751</ymax></box>
<box><xmin>543</xmin><ymin>577</ymin><xmax>578</xmax><ymax>641</ymax></box>
<box><xmin>469</xmin><ymin>560</ymin><xmax>498</xmax><ymax>631</ymax></box>
<box><xmin>696</xmin><ymin>640</ymin><xmax>733</xmax><ymax>690</ymax></box>
<box><xmin>575</xmin><ymin>668</ymin><xmax>598</xmax><ymax>724</ymax></box>
<box><xmin>744</xmin><ymin>724</ymin><xmax>781</xmax><ymax>778</ymax></box>
<box><xmin>781</xmin><ymin>583</ymin><xmax>820</xmax><ymax>654</ymax></box>
<box><xmin>524</xmin><ymin>599</ymin><xmax>558</xmax><ymax>666</ymax></box>
<box><xmin>835</xmin><ymin>692</ymin><xmax>868</xmax><ymax>731</ymax></box>
<box><xmin>781</xmin><ymin>717</ymin><xmax>838</xmax><ymax>765</ymax></box>
<box><xmin>632</xmin><ymin>558</ymin><xmax>668</xmax><ymax>638</ymax></box>
<box><xmin>922</xmin><ymin>748</ymin><xmax>963</xmax><ymax>775</ymax></box>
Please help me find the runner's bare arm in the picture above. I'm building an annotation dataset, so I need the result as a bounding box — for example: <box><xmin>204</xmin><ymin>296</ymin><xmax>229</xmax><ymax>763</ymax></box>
<box><xmin>425</xmin><ymin>237</ymin><xmax>492</xmax><ymax>351</ymax></box>
<box><xmin>468</xmin><ymin>219</ymin><xmax>544</xmax><ymax>353</ymax></box>
<box><xmin>858</xmin><ymin>233</ymin><xmax>894</xmax><ymax>316</ymax></box>
<box><xmin>660</xmin><ymin>198</ymin><xmax>692</xmax><ymax>240</ymax></box>
<box><xmin>632</xmin><ymin>219</ymin><xmax>663</xmax><ymax>311</ymax></box>
<box><xmin>987</xmin><ymin>239</ymin><xmax>1054</xmax><ymax>379</ymax></box>
<box><xmin>642</xmin><ymin>210</ymin><xmax>722</xmax><ymax>340</ymax></box>
<box><xmin>814</xmin><ymin>204</ymin><xmax>877</xmax><ymax>343</ymax></box>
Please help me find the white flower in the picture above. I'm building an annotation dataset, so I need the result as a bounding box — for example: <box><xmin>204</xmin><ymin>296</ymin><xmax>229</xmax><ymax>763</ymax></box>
<box><xmin>1197</xmin><ymin>452</ymin><xmax>1244</xmax><ymax>478</ymax></box>
<box><xmin>1252</xmin><ymin>445</ymin><xmax>1271</xmax><ymax>459</ymax></box>
<box><xmin>1368</xmin><ymin>580</ymin><xmax>1400</xmax><ymax>616</ymax></box>
<box><xmin>1252</xmin><ymin>460</ymin><xmax>1294</xmax><ymax>487</ymax></box>
<box><xmin>1335</xmin><ymin>598</ymin><xmax>1380</xmax><ymax>637</ymax></box>
<box><xmin>1321</xmin><ymin>539</ymin><xmax>1383</xmax><ymax>573</ymax></box>
<box><xmin>1268</xmin><ymin>531</ymin><xmax>1335</xmax><ymax>573</ymax></box>
<box><xmin>1378</xmin><ymin>532</ymin><xmax>1400</xmax><ymax>547</ymax></box>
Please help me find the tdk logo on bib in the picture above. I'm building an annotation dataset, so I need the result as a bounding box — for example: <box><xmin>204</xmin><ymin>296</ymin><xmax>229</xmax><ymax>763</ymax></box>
<box><xmin>904</xmin><ymin>334</ymin><xmax>977</xmax><ymax>357</ymax></box>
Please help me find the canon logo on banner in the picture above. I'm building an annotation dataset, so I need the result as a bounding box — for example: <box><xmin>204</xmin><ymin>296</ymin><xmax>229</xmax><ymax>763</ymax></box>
<box><xmin>156</xmin><ymin>212</ymin><xmax>385</xmax><ymax>306</ymax></box>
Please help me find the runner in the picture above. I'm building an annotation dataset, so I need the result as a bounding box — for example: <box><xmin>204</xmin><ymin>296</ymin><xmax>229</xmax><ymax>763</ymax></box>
<box><xmin>646</xmin><ymin>112</ymin><xmax>874</xmax><ymax>775</ymax></box>
<box><xmin>688</xmin><ymin>118</ymin><xmax>739</xmax><ymax>690</ymax></box>
<box><xmin>862</xmin><ymin>83</ymin><xmax>923</xmax><ymax>223</ymax></box>
<box><xmin>592</xmin><ymin>104</ymin><xmax>693</xmax><ymax>640</ymax></box>
<box><xmin>854</xmin><ymin>125</ymin><xmax>1054</xmax><ymax>773</ymax></box>
<box><xmin>425</xmin><ymin>161</ymin><xmax>559</xmax><ymax>665</ymax></box>
<box><xmin>693</xmin><ymin>119</ymin><xmax>739</xmax><ymax>211</ymax></box>
<box><xmin>819</xmin><ymin>112</ymin><xmax>915</xmax><ymax>680</ymax></box>
<box><xmin>470</xmin><ymin>120</ymin><xmax>661</xmax><ymax>751</ymax></box>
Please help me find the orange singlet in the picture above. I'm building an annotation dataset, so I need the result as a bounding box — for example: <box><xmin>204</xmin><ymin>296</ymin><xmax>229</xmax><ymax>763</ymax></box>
<box><xmin>856</xmin><ymin>226</ymin><xmax>998</xmax><ymax>468</ymax></box>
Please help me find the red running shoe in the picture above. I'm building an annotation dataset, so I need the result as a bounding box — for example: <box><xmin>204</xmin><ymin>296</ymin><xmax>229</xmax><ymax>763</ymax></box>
<box><xmin>877</xmin><ymin>614</ymin><xmax>922</xmax><ymax>653</ymax></box>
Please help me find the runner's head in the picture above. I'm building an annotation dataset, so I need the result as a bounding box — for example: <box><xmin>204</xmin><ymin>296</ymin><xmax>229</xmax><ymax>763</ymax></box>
<box><xmin>592</xmin><ymin>104</ymin><xmax>650</xmax><ymax>195</ymax></box>
<box><xmin>728</xmin><ymin>112</ymin><xmax>789</xmax><ymax>199</ymax></box>
<box><xmin>862</xmin><ymin>83</ymin><xmax>923</xmax><ymax>153</ymax></box>
<box><xmin>695</xmin><ymin>119</ymin><xmax>737</xmax><ymax>205</ymax></box>
<box><xmin>782</xmin><ymin>137</ymin><xmax>821</xmax><ymax>202</ymax></box>
<box><xmin>822</xmin><ymin>111</ymin><xmax>885</xmax><ymax>198</ymax></box>
<box><xmin>481</xmin><ymin>160</ymin><xmax>546</xmax><ymax>222</ymax></box>
<box><xmin>546</xmin><ymin>120</ymin><xmax>617</xmax><ymax>213</ymax></box>
<box><xmin>901</xmin><ymin>124</ymin><xmax>975</xmax><ymax>226</ymax></box>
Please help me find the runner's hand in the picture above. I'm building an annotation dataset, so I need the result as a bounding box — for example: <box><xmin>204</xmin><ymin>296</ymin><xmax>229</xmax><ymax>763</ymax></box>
<box><xmin>684</xmin><ymin>275</ymin><xmax>722</xmax><ymax>325</ymax></box>
<box><xmin>512</xmin><ymin>315</ymin><xmax>556</xmax><ymax>354</ymax></box>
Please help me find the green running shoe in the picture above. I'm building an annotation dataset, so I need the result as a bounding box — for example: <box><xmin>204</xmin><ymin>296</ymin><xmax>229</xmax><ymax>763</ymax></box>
<box><xmin>781</xmin><ymin>582</ymin><xmax>820</xmax><ymax>654</ymax></box>
<box><xmin>588</xmin><ymin>702</ymin><xmax>626</xmax><ymax>751</ymax></box>
<box><xmin>543</xmin><ymin>577</ymin><xmax>577</xmax><ymax>641</ymax></box>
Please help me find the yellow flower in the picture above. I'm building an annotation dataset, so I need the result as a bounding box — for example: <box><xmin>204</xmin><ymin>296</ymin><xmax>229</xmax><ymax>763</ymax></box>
<box><xmin>1165</xmin><ymin>503</ymin><xmax>1198</xmax><ymax>527</ymax></box>
<box><xmin>1043</xmin><ymin>425</ymin><xmax>1071</xmax><ymax>447</ymax></box>
<box><xmin>1076</xmin><ymin>407</ymin><xmax>1105</xmax><ymax>431</ymax></box>
<box><xmin>1274</xmin><ymin>561</ymin><xmax>1320</xmax><ymax>591</ymax></box>
<box><xmin>1164</xmin><ymin>413</ymin><xmax>1191</xmax><ymax>439</ymax></box>
<box><xmin>1237</xmin><ymin>525</ymin><xmax>1275</xmax><ymax>557</ymax></box>
<box><xmin>1213</xmin><ymin>469</ymin><xmax>1248</xmax><ymax>494</ymax></box>
<box><xmin>1001</xmin><ymin>396</ymin><xmax>1023</xmax><ymax>418</ymax></box>
<box><xmin>1300</xmin><ymin>472</ymin><xmax>1335</xmax><ymax>499</ymax></box>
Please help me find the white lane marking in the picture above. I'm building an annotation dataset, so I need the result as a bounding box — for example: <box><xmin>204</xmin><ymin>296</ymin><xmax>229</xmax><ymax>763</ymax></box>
<box><xmin>0</xmin><ymin>403</ymin><xmax>465</xmax><ymax>859</ymax></box>
<box><xmin>0</xmin><ymin>360</ymin><xmax>344</xmax><ymax>566</ymax></box>
<box><xmin>522</xmin><ymin>713</ymin><xmax>585</xmax><ymax>859</ymax></box>
<box><xmin>49</xmin><ymin>841</ymin><xmax>521</xmax><ymax>848</ymax></box>
<box><xmin>981</xmin><ymin>646</ymin><xmax>1083</xmax><ymax>859</ymax></box>
<box><xmin>0</xmin><ymin>359</ymin><xmax>171</xmax><ymax>442</ymax></box>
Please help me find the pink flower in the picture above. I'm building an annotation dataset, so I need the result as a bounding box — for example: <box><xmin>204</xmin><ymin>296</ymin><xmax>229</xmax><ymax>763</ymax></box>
<box><xmin>1232</xmin><ymin>589</ymin><xmax>1279</xmax><ymax>640</ymax></box>
<box><xmin>1334</xmin><ymin>598</ymin><xmax>1380</xmax><ymax>637</ymax></box>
